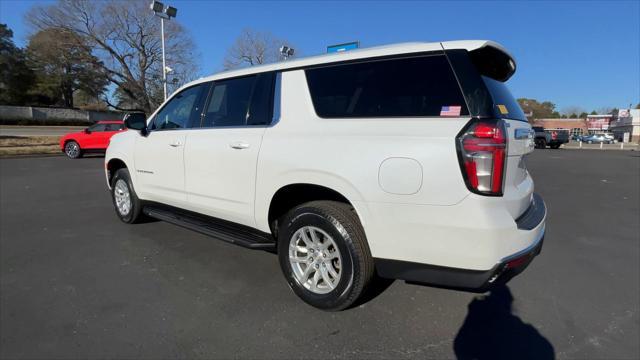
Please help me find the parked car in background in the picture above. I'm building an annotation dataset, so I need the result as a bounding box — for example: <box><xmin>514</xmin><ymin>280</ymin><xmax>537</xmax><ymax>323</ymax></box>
<box><xmin>582</xmin><ymin>134</ymin><xmax>614</xmax><ymax>144</ymax></box>
<box><xmin>571</xmin><ymin>134</ymin><xmax>583</xmax><ymax>141</ymax></box>
<box><xmin>60</xmin><ymin>120</ymin><xmax>125</xmax><ymax>159</ymax></box>
<box><xmin>533</xmin><ymin>126</ymin><xmax>569</xmax><ymax>149</ymax></box>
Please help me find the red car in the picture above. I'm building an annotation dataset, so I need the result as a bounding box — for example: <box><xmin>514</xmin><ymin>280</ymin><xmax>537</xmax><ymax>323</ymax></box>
<box><xmin>60</xmin><ymin>120</ymin><xmax>125</xmax><ymax>159</ymax></box>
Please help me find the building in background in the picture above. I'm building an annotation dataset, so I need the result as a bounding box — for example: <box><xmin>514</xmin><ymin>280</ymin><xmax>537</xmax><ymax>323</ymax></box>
<box><xmin>531</xmin><ymin>118</ymin><xmax>588</xmax><ymax>138</ymax></box>
<box><xmin>610</xmin><ymin>109</ymin><xmax>640</xmax><ymax>143</ymax></box>
<box><xmin>586</xmin><ymin>114</ymin><xmax>614</xmax><ymax>134</ymax></box>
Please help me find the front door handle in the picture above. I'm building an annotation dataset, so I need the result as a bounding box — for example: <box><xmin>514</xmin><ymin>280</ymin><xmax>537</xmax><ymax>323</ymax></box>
<box><xmin>230</xmin><ymin>142</ymin><xmax>250</xmax><ymax>150</ymax></box>
<box><xmin>169</xmin><ymin>140</ymin><xmax>182</xmax><ymax>147</ymax></box>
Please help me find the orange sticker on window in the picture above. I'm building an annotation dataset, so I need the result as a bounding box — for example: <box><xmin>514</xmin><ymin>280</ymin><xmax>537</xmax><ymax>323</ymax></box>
<box><xmin>497</xmin><ymin>105</ymin><xmax>509</xmax><ymax>114</ymax></box>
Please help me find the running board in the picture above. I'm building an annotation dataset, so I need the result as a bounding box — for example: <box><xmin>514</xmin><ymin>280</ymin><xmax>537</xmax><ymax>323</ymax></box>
<box><xmin>143</xmin><ymin>205</ymin><xmax>276</xmax><ymax>251</ymax></box>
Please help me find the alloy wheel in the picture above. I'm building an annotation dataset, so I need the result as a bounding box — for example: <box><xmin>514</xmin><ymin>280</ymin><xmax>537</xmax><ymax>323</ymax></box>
<box><xmin>114</xmin><ymin>179</ymin><xmax>132</xmax><ymax>216</ymax></box>
<box><xmin>288</xmin><ymin>226</ymin><xmax>342</xmax><ymax>294</ymax></box>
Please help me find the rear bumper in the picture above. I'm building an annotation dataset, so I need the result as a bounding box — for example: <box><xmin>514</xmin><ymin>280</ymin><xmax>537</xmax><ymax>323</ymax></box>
<box><xmin>375</xmin><ymin>194</ymin><xmax>546</xmax><ymax>292</ymax></box>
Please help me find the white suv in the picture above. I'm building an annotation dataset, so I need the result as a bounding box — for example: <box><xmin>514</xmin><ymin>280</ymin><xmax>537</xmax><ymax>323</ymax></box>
<box><xmin>106</xmin><ymin>40</ymin><xmax>546</xmax><ymax>310</ymax></box>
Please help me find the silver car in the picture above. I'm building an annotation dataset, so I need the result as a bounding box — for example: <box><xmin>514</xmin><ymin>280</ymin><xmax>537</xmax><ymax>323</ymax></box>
<box><xmin>582</xmin><ymin>134</ymin><xmax>614</xmax><ymax>144</ymax></box>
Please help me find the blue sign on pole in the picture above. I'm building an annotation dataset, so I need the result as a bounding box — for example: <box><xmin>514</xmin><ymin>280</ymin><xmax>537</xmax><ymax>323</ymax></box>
<box><xmin>327</xmin><ymin>41</ymin><xmax>360</xmax><ymax>53</ymax></box>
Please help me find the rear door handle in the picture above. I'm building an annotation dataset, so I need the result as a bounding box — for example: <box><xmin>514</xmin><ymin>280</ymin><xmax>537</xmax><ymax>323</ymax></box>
<box><xmin>169</xmin><ymin>140</ymin><xmax>182</xmax><ymax>147</ymax></box>
<box><xmin>229</xmin><ymin>142</ymin><xmax>250</xmax><ymax>149</ymax></box>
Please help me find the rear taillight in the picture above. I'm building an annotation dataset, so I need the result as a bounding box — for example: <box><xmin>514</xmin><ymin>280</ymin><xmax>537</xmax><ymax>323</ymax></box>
<box><xmin>456</xmin><ymin>119</ymin><xmax>507</xmax><ymax>196</ymax></box>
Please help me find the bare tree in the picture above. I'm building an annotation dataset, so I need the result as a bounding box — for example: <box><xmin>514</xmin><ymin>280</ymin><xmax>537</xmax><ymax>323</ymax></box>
<box><xmin>223</xmin><ymin>28</ymin><xmax>295</xmax><ymax>70</ymax></box>
<box><xmin>27</xmin><ymin>0</ymin><xmax>199</xmax><ymax>114</ymax></box>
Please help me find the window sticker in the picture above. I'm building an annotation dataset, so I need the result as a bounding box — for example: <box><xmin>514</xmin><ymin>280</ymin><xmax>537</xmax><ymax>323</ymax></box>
<box><xmin>497</xmin><ymin>104</ymin><xmax>509</xmax><ymax>114</ymax></box>
<box><xmin>440</xmin><ymin>105</ymin><xmax>461</xmax><ymax>117</ymax></box>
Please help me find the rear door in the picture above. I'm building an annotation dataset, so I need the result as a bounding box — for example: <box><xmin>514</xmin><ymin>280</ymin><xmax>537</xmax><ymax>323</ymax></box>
<box><xmin>184</xmin><ymin>73</ymin><xmax>275</xmax><ymax>227</ymax></box>
<box><xmin>447</xmin><ymin>46</ymin><xmax>535</xmax><ymax>219</ymax></box>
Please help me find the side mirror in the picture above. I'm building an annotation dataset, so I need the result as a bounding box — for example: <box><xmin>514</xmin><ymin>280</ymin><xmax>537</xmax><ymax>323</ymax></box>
<box><xmin>84</xmin><ymin>128</ymin><xmax>91</xmax><ymax>134</ymax></box>
<box><xmin>123</xmin><ymin>112</ymin><xmax>148</xmax><ymax>135</ymax></box>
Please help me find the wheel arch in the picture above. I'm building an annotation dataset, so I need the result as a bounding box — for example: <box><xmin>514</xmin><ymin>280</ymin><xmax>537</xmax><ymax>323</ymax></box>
<box><xmin>265</xmin><ymin>183</ymin><xmax>366</xmax><ymax>239</ymax></box>
<box><xmin>62</xmin><ymin>138</ymin><xmax>80</xmax><ymax>149</ymax></box>
<box><xmin>106</xmin><ymin>157</ymin><xmax>129</xmax><ymax>187</ymax></box>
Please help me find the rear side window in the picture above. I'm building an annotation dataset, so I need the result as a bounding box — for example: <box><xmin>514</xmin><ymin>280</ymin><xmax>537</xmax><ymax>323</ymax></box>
<box><xmin>201</xmin><ymin>73</ymin><xmax>275</xmax><ymax>127</ymax></box>
<box><xmin>203</xmin><ymin>76</ymin><xmax>255</xmax><ymax>127</ymax></box>
<box><xmin>305</xmin><ymin>55</ymin><xmax>469</xmax><ymax>118</ymax></box>
<box><xmin>247</xmin><ymin>73</ymin><xmax>275</xmax><ymax>125</ymax></box>
<box><xmin>481</xmin><ymin>76</ymin><xmax>527</xmax><ymax>121</ymax></box>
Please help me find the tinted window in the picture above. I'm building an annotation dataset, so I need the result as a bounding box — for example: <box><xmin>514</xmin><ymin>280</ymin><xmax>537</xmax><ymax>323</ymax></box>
<box><xmin>104</xmin><ymin>123</ymin><xmax>123</xmax><ymax>131</ymax></box>
<box><xmin>305</xmin><ymin>55</ymin><xmax>468</xmax><ymax>118</ymax></box>
<box><xmin>88</xmin><ymin>123</ymin><xmax>107</xmax><ymax>132</ymax></box>
<box><xmin>202</xmin><ymin>76</ymin><xmax>255</xmax><ymax>127</ymax></box>
<box><xmin>482</xmin><ymin>76</ymin><xmax>527</xmax><ymax>121</ymax></box>
<box><xmin>152</xmin><ymin>84</ymin><xmax>204</xmax><ymax>130</ymax></box>
<box><xmin>247</xmin><ymin>73</ymin><xmax>275</xmax><ymax>126</ymax></box>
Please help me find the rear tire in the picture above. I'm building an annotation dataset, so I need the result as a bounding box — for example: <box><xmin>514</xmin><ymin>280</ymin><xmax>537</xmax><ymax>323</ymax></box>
<box><xmin>277</xmin><ymin>201</ymin><xmax>374</xmax><ymax>311</ymax></box>
<box><xmin>535</xmin><ymin>139</ymin><xmax>547</xmax><ymax>149</ymax></box>
<box><xmin>111</xmin><ymin>168</ymin><xmax>144</xmax><ymax>224</ymax></box>
<box><xmin>64</xmin><ymin>141</ymin><xmax>83</xmax><ymax>159</ymax></box>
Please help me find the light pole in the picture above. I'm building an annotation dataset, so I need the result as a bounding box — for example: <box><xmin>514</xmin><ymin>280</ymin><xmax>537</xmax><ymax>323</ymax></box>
<box><xmin>150</xmin><ymin>1</ymin><xmax>177</xmax><ymax>101</ymax></box>
<box><xmin>280</xmin><ymin>46</ymin><xmax>295</xmax><ymax>60</ymax></box>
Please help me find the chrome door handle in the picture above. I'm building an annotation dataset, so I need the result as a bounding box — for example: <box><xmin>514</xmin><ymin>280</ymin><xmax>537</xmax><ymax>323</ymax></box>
<box><xmin>230</xmin><ymin>142</ymin><xmax>250</xmax><ymax>149</ymax></box>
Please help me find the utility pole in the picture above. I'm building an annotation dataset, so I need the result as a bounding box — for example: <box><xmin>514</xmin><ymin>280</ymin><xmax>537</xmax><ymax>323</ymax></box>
<box><xmin>150</xmin><ymin>1</ymin><xmax>178</xmax><ymax>101</ymax></box>
<box><xmin>161</xmin><ymin>17</ymin><xmax>166</xmax><ymax>100</ymax></box>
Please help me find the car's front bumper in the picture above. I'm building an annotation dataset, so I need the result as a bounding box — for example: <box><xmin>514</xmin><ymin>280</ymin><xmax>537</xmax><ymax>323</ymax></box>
<box><xmin>374</xmin><ymin>194</ymin><xmax>547</xmax><ymax>292</ymax></box>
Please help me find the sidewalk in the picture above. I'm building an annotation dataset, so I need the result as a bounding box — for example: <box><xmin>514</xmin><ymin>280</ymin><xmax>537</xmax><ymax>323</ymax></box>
<box><xmin>562</xmin><ymin>141</ymin><xmax>638</xmax><ymax>151</ymax></box>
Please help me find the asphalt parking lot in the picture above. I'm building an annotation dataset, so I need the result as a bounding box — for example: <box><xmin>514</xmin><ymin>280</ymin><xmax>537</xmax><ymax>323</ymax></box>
<box><xmin>1</xmin><ymin>150</ymin><xmax>639</xmax><ymax>359</ymax></box>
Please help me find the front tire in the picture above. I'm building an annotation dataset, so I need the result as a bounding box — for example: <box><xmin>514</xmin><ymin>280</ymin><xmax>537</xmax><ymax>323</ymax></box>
<box><xmin>277</xmin><ymin>201</ymin><xmax>374</xmax><ymax>311</ymax></box>
<box><xmin>111</xmin><ymin>168</ymin><xmax>144</xmax><ymax>224</ymax></box>
<box><xmin>64</xmin><ymin>141</ymin><xmax>83</xmax><ymax>159</ymax></box>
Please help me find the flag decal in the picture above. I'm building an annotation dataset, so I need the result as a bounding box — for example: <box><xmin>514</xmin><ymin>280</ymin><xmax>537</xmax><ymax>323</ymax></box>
<box><xmin>440</xmin><ymin>105</ymin><xmax>461</xmax><ymax>117</ymax></box>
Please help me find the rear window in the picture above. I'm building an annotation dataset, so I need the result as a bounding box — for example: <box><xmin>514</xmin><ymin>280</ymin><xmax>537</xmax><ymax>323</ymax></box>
<box><xmin>482</xmin><ymin>76</ymin><xmax>527</xmax><ymax>121</ymax></box>
<box><xmin>305</xmin><ymin>55</ymin><xmax>469</xmax><ymax>118</ymax></box>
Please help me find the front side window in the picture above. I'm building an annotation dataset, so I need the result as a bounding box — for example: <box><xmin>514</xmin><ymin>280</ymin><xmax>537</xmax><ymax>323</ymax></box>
<box><xmin>104</xmin><ymin>123</ymin><xmax>124</xmax><ymax>131</ymax></box>
<box><xmin>305</xmin><ymin>55</ymin><xmax>469</xmax><ymax>118</ymax></box>
<box><xmin>202</xmin><ymin>76</ymin><xmax>256</xmax><ymax>127</ymax></box>
<box><xmin>88</xmin><ymin>123</ymin><xmax>107</xmax><ymax>132</ymax></box>
<box><xmin>151</xmin><ymin>84</ymin><xmax>205</xmax><ymax>130</ymax></box>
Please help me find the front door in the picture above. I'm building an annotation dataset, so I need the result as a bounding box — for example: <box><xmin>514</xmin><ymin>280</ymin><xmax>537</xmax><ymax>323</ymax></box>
<box><xmin>83</xmin><ymin>123</ymin><xmax>108</xmax><ymax>149</ymax></box>
<box><xmin>133</xmin><ymin>83</ymin><xmax>208</xmax><ymax>207</ymax></box>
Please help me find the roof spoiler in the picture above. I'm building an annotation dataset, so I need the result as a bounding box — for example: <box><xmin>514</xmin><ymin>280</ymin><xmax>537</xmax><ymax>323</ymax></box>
<box><xmin>442</xmin><ymin>41</ymin><xmax>516</xmax><ymax>82</ymax></box>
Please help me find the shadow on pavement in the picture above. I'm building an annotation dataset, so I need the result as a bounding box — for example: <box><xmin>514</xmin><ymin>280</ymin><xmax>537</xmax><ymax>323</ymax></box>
<box><xmin>453</xmin><ymin>285</ymin><xmax>555</xmax><ymax>360</ymax></box>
